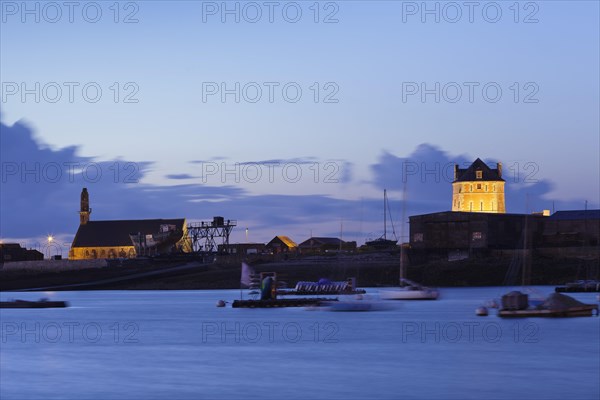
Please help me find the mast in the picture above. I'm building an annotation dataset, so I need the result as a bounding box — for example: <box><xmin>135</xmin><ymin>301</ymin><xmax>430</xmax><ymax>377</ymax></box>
<box><xmin>522</xmin><ymin>213</ymin><xmax>529</xmax><ymax>286</ymax></box>
<box><xmin>383</xmin><ymin>189</ymin><xmax>387</xmax><ymax>240</ymax></box>
<box><xmin>522</xmin><ymin>194</ymin><xmax>531</xmax><ymax>287</ymax></box>
<box><xmin>400</xmin><ymin>182</ymin><xmax>407</xmax><ymax>284</ymax></box>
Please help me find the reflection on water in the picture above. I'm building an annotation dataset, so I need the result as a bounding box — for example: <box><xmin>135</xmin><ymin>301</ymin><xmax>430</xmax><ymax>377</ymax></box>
<box><xmin>1</xmin><ymin>288</ymin><xmax>599</xmax><ymax>400</ymax></box>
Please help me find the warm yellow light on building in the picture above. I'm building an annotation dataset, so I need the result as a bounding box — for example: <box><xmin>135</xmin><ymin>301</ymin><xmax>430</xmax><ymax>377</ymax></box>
<box><xmin>452</xmin><ymin>158</ymin><xmax>506</xmax><ymax>214</ymax></box>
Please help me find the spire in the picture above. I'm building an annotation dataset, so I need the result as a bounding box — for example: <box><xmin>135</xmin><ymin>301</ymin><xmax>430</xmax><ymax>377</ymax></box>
<box><xmin>79</xmin><ymin>188</ymin><xmax>91</xmax><ymax>225</ymax></box>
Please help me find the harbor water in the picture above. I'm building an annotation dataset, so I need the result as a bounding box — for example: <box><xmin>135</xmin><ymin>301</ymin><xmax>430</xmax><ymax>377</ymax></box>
<box><xmin>1</xmin><ymin>287</ymin><xmax>599</xmax><ymax>400</ymax></box>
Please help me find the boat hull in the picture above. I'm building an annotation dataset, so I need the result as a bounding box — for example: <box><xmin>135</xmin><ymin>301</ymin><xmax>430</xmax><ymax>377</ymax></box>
<box><xmin>498</xmin><ymin>305</ymin><xmax>599</xmax><ymax>318</ymax></box>
<box><xmin>0</xmin><ymin>300</ymin><xmax>69</xmax><ymax>309</ymax></box>
<box><xmin>231</xmin><ymin>298</ymin><xmax>338</xmax><ymax>308</ymax></box>
<box><xmin>380</xmin><ymin>289</ymin><xmax>439</xmax><ymax>300</ymax></box>
<box><xmin>320</xmin><ymin>301</ymin><xmax>392</xmax><ymax>312</ymax></box>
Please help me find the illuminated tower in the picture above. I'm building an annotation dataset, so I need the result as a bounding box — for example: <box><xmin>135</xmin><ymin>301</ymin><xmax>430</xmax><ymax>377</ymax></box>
<box><xmin>80</xmin><ymin>188</ymin><xmax>92</xmax><ymax>225</ymax></box>
<box><xmin>452</xmin><ymin>158</ymin><xmax>505</xmax><ymax>213</ymax></box>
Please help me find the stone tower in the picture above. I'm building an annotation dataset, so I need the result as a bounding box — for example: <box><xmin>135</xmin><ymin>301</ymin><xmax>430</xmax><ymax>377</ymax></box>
<box><xmin>80</xmin><ymin>188</ymin><xmax>92</xmax><ymax>225</ymax></box>
<box><xmin>452</xmin><ymin>158</ymin><xmax>505</xmax><ymax>213</ymax></box>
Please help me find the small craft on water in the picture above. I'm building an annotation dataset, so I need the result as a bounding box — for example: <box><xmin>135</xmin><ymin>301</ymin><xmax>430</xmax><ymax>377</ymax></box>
<box><xmin>0</xmin><ymin>298</ymin><xmax>69</xmax><ymax>309</ymax></box>
<box><xmin>555</xmin><ymin>280</ymin><xmax>600</xmax><ymax>293</ymax></box>
<box><xmin>279</xmin><ymin>277</ymin><xmax>366</xmax><ymax>296</ymax></box>
<box><xmin>475</xmin><ymin>306</ymin><xmax>489</xmax><ymax>316</ymax></box>
<box><xmin>379</xmin><ymin>185</ymin><xmax>439</xmax><ymax>301</ymax></box>
<box><xmin>380</xmin><ymin>279</ymin><xmax>439</xmax><ymax>300</ymax></box>
<box><xmin>317</xmin><ymin>295</ymin><xmax>394</xmax><ymax>312</ymax></box>
<box><xmin>498</xmin><ymin>291</ymin><xmax>598</xmax><ymax>318</ymax></box>
<box><xmin>364</xmin><ymin>189</ymin><xmax>398</xmax><ymax>249</ymax></box>
<box><xmin>232</xmin><ymin>265</ymin><xmax>338</xmax><ymax>308</ymax></box>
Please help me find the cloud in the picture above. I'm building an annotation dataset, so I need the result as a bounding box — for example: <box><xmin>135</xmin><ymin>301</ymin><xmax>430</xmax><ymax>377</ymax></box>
<box><xmin>165</xmin><ymin>173</ymin><xmax>197</xmax><ymax>180</ymax></box>
<box><xmin>369</xmin><ymin>143</ymin><xmax>585</xmax><ymax>215</ymax></box>
<box><xmin>0</xmin><ymin>116</ymin><xmax>590</xmax><ymax>253</ymax></box>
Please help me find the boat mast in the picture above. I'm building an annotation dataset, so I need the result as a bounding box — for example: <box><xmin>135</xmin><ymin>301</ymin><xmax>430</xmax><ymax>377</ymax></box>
<box><xmin>400</xmin><ymin>182</ymin><xmax>407</xmax><ymax>283</ymax></box>
<box><xmin>383</xmin><ymin>189</ymin><xmax>387</xmax><ymax>240</ymax></box>
<box><xmin>522</xmin><ymin>195</ymin><xmax>531</xmax><ymax>287</ymax></box>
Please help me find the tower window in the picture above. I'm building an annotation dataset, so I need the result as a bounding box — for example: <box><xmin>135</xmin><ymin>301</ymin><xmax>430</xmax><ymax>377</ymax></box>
<box><xmin>477</xmin><ymin>184</ymin><xmax>482</xmax><ymax>190</ymax></box>
<box><xmin>476</xmin><ymin>170</ymin><xmax>483</xmax><ymax>179</ymax></box>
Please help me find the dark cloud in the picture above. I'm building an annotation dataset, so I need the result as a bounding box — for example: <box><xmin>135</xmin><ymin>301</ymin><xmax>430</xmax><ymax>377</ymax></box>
<box><xmin>369</xmin><ymin>143</ymin><xmax>583</xmax><ymax>215</ymax></box>
<box><xmin>0</xmin><ymin>118</ymin><xmax>588</xmax><ymax>250</ymax></box>
<box><xmin>165</xmin><ymin>173</ymin><xmax>197</xmax><ymax>180</ymax></box>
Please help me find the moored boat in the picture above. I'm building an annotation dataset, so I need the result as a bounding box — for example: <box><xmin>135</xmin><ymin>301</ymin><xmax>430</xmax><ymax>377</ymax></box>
<box><xmin>0</xmin><ymin>299</ymin><xmax>69</xmax><ymax>309</ymax></box>
<box><xmin>380</xmin><ymin>279</ymin><xmax>439</xmax><ymax>300</ymax></box>
<box><xmin>498</xmin><ymin>291</ymin><xmax>598</xmax><ymax>318</ymax></box>
<box><xmin>555</xmin><ymin>280</ymin><xmax>600</xmax><ymax>293</ymax></box>
<box><xmin>232</xmin><ymin>298</ymin><xmax>338</xmax><ymax>308</ymax></box>
<box><xmin>278</xmin><ymin>277</ymin><xmax>366</xmax><ymax>296</ymax></box>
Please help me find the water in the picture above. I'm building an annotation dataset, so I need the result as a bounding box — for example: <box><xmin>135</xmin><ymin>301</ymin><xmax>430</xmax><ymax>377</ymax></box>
<box><xmin>1</xmin><ymin>287</ymin><xmax>599</xmax><ymax>400</ymax></box>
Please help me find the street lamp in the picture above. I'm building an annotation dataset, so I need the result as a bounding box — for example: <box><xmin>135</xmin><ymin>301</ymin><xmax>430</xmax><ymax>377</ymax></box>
<box><xmin>47</xmin><ymin>235</ymin><xmax>54</xmax><ymax>259</ymax></box>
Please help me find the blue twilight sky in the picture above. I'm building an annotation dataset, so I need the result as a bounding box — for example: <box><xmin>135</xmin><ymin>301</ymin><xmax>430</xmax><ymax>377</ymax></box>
<box><xmin>1</xmin><ymin>1</ymin><xmax>599</xmax><ymax>254</ymax></box>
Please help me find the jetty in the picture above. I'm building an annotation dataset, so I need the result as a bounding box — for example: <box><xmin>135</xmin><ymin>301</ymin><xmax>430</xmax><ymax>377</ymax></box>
<box><xmin>232</xmin><ymin>298</ymin><xmax>338</xmax><ymax>308</ymax></box>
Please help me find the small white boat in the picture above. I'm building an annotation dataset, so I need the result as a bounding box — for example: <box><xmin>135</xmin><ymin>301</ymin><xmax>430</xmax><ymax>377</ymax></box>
<box><xmin>320</xmin><ymin>298</ymin><xmax>393</xmax><ymax>312</ymax></box>
<box><xmin>380</xmin><ymin>279</ymin><xmax>439</xmax><ymax>300</ymax></box>
<box><xmin>309</xmin><ymin>294</ymin><xmax>393</xmax><ymax>312</ymax></box>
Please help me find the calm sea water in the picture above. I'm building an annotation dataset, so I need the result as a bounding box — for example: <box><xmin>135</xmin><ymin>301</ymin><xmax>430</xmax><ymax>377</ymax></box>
<box><xmin>1</xmin><ymin>287</ymin><xmax>598</xmax><ymax>400</ymax></box>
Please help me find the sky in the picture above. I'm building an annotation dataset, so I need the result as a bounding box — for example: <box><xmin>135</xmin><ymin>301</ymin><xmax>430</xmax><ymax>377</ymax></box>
<box><xmin>1</xmin><ymin>1</ymin><xmax>599</xmax><ymax>256</ymax></box>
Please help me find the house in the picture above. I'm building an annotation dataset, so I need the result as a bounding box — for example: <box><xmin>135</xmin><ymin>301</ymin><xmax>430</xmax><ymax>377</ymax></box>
<box><xmin>0</xmin><ymin>243</ymin><xmax>44</xmax><ymax>262</ymax></box>
<box><xmin>298</xmin><ymin>237</ymin><xmax>357</xmax><ymax>253</ymax></box>
<box><xmin>266</xmin><ymin>236</ymin><xmax>298</xmax><ymax>254</ymax></box>
<box><xmin>218</xmin><ymin>243</ymin><xmax>266</xmax><ymax>255</ymax></box>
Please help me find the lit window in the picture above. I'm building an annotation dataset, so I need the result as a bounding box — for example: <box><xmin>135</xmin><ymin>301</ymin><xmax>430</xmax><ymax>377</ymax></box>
<box><xmin>476</xmin><ymin>170</ymin><xmax>483</xmax><ymax>179</ymax></box>
<box><xmin>472</xmin><ymin>232</ymin><xmax>483</xmax><ymax>240</ymax></box>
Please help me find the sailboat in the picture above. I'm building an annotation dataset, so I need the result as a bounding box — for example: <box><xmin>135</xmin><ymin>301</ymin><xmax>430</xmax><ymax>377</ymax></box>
<box><xmin>379</xmin><ymin>249</ymin><xmax>440</xmax><ymax>300</ymax></box>
<box><xmin>379</xmin><ymin>185</ymin><xmax>439</xmax><ymax>300</ymax></box>
<box><xmin>365</xmin><ymin>189</ymin><xmax>398</xmax><ymax>249</ymax></box>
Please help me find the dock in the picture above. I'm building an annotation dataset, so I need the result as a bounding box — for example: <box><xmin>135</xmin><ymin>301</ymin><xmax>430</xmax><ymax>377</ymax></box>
<box><xmin>231</xmin><ymin>298</ymin><xmax>338</xmax><ymax>308</ymax></box>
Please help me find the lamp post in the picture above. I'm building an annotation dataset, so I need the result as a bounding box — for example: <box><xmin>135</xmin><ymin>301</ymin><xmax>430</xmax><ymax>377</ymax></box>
<box><xmin>47</xmin><ymin>235</ymin><xmax>54</xmax><ymax>259</ymax></box>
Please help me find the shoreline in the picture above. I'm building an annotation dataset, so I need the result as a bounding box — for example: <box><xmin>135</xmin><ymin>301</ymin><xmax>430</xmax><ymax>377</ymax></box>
<box><xmin>1</xmin><ymin>252</ymin><xmax>596</xmax><ymax>291</ymax></box>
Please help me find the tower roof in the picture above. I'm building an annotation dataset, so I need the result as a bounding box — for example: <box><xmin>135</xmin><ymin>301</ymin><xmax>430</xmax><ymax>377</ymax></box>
<box><xmin>454</xmin><ymin>158</ymin><xmax>504</xmax><ymax>182</ymax></box>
